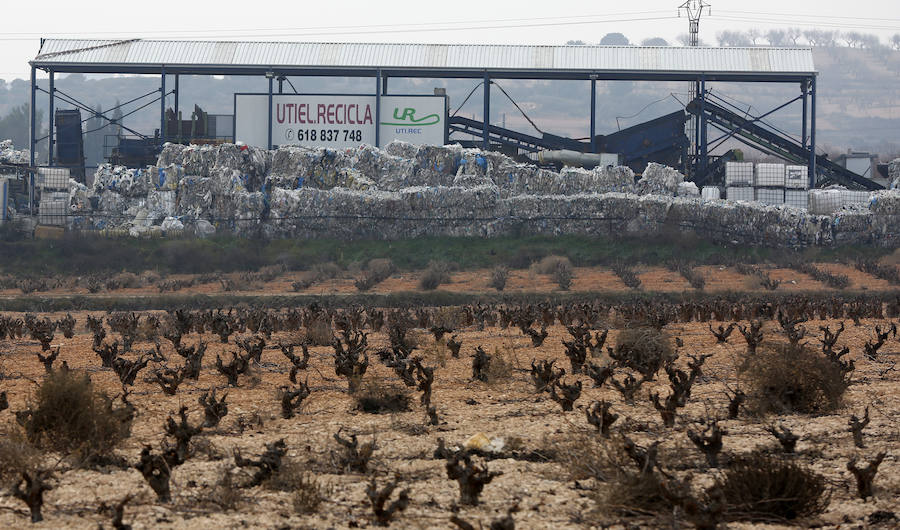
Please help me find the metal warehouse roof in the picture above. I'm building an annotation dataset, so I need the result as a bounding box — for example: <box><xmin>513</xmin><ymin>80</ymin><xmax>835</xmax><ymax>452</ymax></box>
<box><xmin>31</xmin><ymin>39</ymin><xmax>816</xmax><ymax>81</ymax></box>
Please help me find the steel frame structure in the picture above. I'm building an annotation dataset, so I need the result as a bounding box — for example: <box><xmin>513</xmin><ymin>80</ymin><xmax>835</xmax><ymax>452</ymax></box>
<box><xmin>28</xmin><ymin>41</ymin><xmax>818</xmax><ymax>185</ymax></box>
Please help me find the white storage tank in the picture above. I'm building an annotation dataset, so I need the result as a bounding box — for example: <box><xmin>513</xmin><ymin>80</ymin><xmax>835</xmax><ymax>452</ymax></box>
<box><xmin>808</xmin><ymin>188</ymin><xmax>872</xmax><ymax>215</ymax></box>
<box><xmin>701</xmin><ymin>186</ymin><xmax>720</xmax><ymax>200</ymax></box>
<box><xmin>36</xmin><ymin>167</ymin><xmax>70</xmax><ymax>191</ymax></box>
<box><xmin>755</xmin><ymin>187</ymin><xmax>785</xmax><ymax>206</ymax></box>
<box><xmin>785</xmin><ymin>189</ymin><xmax>809</xmax><ymax>209</ymax></box>
<box><xmin>725</xmin><ymin>162</ymin><xmax>753</xmax><ymax>186</ymax></box>
<box><xmin>754</xmin><ymin>163</ymin><xmax>785</xmax><ymax>187</ymax></box>
<box><xmin>39</xmin><ymin>191</ymin><xmax>68</xmax><ymax>227</ymax></box>
<box><xmin>726</xmin><ymin>186</ymin><xmax>754</xmax><ymax>202</ymax></box>
<box><xmin>785</xmin><ymin>165</ymin><xmax>810</xmax><ymax>190</ymax></box>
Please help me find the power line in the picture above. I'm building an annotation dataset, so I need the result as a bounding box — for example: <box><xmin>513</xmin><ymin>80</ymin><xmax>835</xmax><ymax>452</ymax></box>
<box><xmin>0</xmin><ymin>13</ymin><xmax>677</xmax><ymax>41</ymax></box>
<box><xmin>0</xmin><ymin>10</ymin><xmax>673</xmax><ymax>38</ymax></box>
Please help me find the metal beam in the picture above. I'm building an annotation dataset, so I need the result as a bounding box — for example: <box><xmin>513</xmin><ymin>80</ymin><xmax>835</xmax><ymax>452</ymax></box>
<box><xmin>375</xmin><ymin>69</ymin><xmax>382</xmax><ymax>148</ymax></box>
<box><xmin>810</xmin><ymin>76</ymin><xmax>817</xmax><ymax>188</ymax></box>
<box><xmin>160</xmin><ymin>68</ymin><xmax>166</xmax><ymax>146</ymax></box>
<box><xmin>382</xmin><ymin>75</ymin><xmax>388</xmax><ymax>95</ymax></box>
<box><xmin>174</xmin><ymin>74</ymin><xmax>180</xmax><ymax>134</ymax></box>
<box><xmin>29</xmin><ymin>66</ymin><xmax>36</xmax><ymax>168</ymax></box>
<box><xmin>699</xmin><ymin>77</ymin><xmax>707</xmax><ymax>174</ymax></box>
<box><xmin>483</xmin><ymin>73</ymin><xmax>490</xmax><ymax>151</ymax></box>
<box><xmin>48</xmin><ymin>70</ymin><xmax>54</xmax><ymax>165</ymax></box>
<box><xmin>590</xmin><ymin>79</ymin><xmax>596</xmax><ymax>153</ymax></box>
<box><xmin>801</xmin><ymin>80</ymin><xmax>807</xmax><ymax>150</ymax></box>
<box><xmin>267</xmin><ymin>75</ymin><xmax>273</xmax><ymax>149</ymax></box>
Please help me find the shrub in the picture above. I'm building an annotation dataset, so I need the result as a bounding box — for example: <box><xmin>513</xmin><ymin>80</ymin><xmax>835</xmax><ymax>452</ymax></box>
<box><xmin>488</xmin><ymin>266</ymin><xmax>509</xmax><ymax>291</ymax></box>
<box><xmin>0</xmin><ymin>424</ymin><xmax>42</xmax><ymax>484</ymax></box>
<box><xmin>353</xmin><ymin>378</ymin><xmax>412</xmax><ymax>414</ymax></box>
<box><xmin>18</xmin><ymin>369</ymin><xmax>133</xmax><ymax>460</ymax></box>
<box><xmin>485</xmin><ymin>345</ymin><xmax>516</xmax><ymax>385</ymax></box>
<box><xmin>552</xmin><ymin>260</ymin><xmax>574</xmax><ymax>291</ymax></box>
<box><xmin>530</xmin><ymin>255</ymin><xmax>571</xmax><ymax>275</ymax></box>
<box><xmin>355</xmin><ymin>259</ymin><xmax>396</xmax><ymax>292</ymax></box>
<box><xmin>367</xmin><ymin>258</ymin><xmax>396</xmax><ymax>280</ymax></box>
<box><xmin>419</xmin><ymin>261</ymin><xmax>452</xmax><ymax>291</ymax></box>
<box><xmin>312</xmin><ymin>262</ymin><xmax>343</xmax><ymax>282</ymax></box>
<box><xmin>292</xmin><ymin>472</ymin><xmax>332</xmax><ymax>514</ymax></box>
<box><xmin>612</xmin><ymin>262</ymin><xmax>642</xmax><ymax>290</ymax></box>
<box><xmin>610</xmin><ymin>327</ymin><xmax>675</xmax><ymax>380</ymax></box>
<box><xmin>305</xmin><ymin>317</ymin><xmax>334</xmax><ymax>347</ymax></box>
<box><xmin>715</xmin><ymin>451</ymin><xmax>830</xmax><ymax>521</ymax></box>
<box><xmin>740</xmin><ymin>342</ymin><xmax>850</xmax><ymax>415</ymax></box>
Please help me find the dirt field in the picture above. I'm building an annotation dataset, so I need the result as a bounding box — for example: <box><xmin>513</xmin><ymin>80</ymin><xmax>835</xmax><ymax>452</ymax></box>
<box><xmin>1</xmin><ymin>263</ymin><xmax>898</xmax><ymax>299</ymax></box>
<box><xmin>1</xmin><ymin>299</ymin><xmax>899</xmax><ymax>529</ymax></box>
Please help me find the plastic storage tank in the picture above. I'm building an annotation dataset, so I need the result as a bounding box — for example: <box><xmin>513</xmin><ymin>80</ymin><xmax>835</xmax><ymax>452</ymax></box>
<box><xmin>701</xmin><ymin>186</ymin><xmax>720</xmax><ymax>200</ymax></box>
<box><xmin>785</xmin><ymin>165</ymin><xmax>809</xmax><ymax>190</ymax></box>
<box><xmin>725</xmin><ymin>162</ymin><xmax>753</xmax><ymax>187</ymax></box>
<box><xmin>755</xmin><ymin>163</ymin><xmax>785</xmax><ymax>187</ymax></box>
<box><xmin>726</xmin><ymin>186</ymin><xmax>754</xmax><ymax>201</ymax></box>
<box><xmin>755</xmin><ymin>187</ymin><xmax>785</xmax><ymax>206</ymax></box>
<box><xmin>784</xmin><ymin>189</ymin><xmax>808</xmax><ymax>209</ymax></box>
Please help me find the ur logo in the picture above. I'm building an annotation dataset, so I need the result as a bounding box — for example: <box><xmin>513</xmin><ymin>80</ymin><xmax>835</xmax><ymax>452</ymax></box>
<box><xmin>381</xmin><ymin>107</ymin><xmax>440</xmax><ymax>126</ymax></box>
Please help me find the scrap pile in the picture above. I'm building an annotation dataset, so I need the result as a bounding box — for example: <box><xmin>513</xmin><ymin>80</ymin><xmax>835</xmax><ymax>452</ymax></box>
<box><xmin>36</xmin><ymin>140</ymin><xmax>900</xmax><ymax>247</ymax></box>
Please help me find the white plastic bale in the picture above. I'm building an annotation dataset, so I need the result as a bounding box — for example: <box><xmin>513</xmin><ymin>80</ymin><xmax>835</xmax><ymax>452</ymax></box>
<box><xmin>636</xmin><ymin>163</ymin><xmax>683</xmax><ymax>196</ymax></box>
<box><xmin>676</xmin><ymin>182</ymin><xmax>700</xmax><ymax>197</ymax></box>
<box><xmin>0</xmin><ymin>139</ymin><xmax>30</xmax><ymax>165</ymax></box>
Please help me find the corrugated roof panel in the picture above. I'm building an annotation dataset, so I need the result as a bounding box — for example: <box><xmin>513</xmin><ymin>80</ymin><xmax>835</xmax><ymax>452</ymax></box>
<box><xmin>31</xmin><ymin>39</ymin><xmax>816</xmax><ymax>75</ymax></box>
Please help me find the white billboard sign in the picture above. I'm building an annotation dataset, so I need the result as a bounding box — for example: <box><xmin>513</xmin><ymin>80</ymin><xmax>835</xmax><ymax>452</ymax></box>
<box><xmin>234</xmin><ymin>94</ymin><xmax>446</xmax><ymax>149</ymax></box>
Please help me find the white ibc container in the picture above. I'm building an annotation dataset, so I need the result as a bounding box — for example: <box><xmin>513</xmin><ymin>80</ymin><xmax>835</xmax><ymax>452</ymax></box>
<box><xmin>38</xmin><ymin>199</ymin><xmax>67</xmax><ymax>226</ymax></box>
<box><xmin>726</xmin><ymin>186</ymin><xmax>754</xmax><ymax>202</ymax></box>
<box><xmin>784</xmin><ymin>189</ymin><xmax>809</xmax><ymax>209</ymax></box>
<box><xmin>725</xmin><ymin>162</ymin><xmax>753</xmax><ymax>186</ymax></box>
<box><xmin>754</xmin><ymin>163</ymin><xmax>785</xmax><ymax>187</ymax></box>
<box><xmin>36</xmin><ymin>167</ymin><xmax>70</xmax><ymax>190</ymax></box>
<box><xmin>701</xmin><ymin>186</ymin><xmax>720</xmax><ymax>200</ymax></box>
<box><xmin>755</xmin><ymin>187</ymin><xmax>785</xmax><ymax>206</ymax></box>
<box><xmin>785</xmin><ymin>165</ymin><xmax>809</xmax><ymax>190</ymax></box>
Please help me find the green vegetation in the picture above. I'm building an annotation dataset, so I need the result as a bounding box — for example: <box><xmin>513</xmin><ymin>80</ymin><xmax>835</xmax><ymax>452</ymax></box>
<box><xmin>0</xmin><ymin>232</ymin><xmax>891</xmax><ymax>276</ymax></box>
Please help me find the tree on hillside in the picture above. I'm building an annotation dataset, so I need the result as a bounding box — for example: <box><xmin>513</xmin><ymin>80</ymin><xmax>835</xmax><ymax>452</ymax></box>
<box><xmin>566</xmin><ymin>40</ymin><xmax>587</xmax><ymax>45</ymax></box>
<box><xmin>641</xmin><ymin>37</ymin><xmax>669</xmax><ymax>46</ymax></box>
<box><xmin>767</xmin><ymin>29</ymin><xmax>788</xmax><ymax>46</ymax></box>
<box><xmin>0</xmin><ymin>103</ymin><xmax>43</xmax><ymax>153</ymax></box>
<box><xmin>716</xmin><ymin>30</ymin><xmax>750</xmax><ymax>47</ymax></box>
<box><xmin>892</xmin><ymin>34</ymin><xmax>900</xmax><ymax>51</ymax></box>
<box><xmin>746</xmin><ymin>28</ymin><xmax>763</xmax><ymax>46</ymax></box>
<box><xmin>600</xmin><ymin>33</ymin><xmax>629</xmax><ymax>45</ymax></box>
<box><xmin>786</xmin><ymin>27</ymin><xmax>803</xmax><ymax>45</ymax></box>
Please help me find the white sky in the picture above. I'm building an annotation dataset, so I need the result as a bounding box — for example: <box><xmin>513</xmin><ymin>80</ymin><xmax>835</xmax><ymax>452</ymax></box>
<box><xmin>1</xmin><ymin>0</ymin><xmax>899</xmax><ymax>81</ymax></box>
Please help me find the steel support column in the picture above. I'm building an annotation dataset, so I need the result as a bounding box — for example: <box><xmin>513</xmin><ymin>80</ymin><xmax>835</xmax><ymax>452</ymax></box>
<box><xmin>809</xmin><ymin>76</ymin><xmax>817</xmax><ymax>188</ymax></box>
<box><xmin>29</xmin><ymin>65</ymin><xmax>36</xmax><ymax>213</ymax></box>
<box><xmin>482</xmin><ymin>73</ymin><xmax>490</xmax><ymax>151</ymax></box>
<box><xmin>267</xmin><ymin>75</ymin><xmax>273</xmax><ymax>149</ymax></box>
<box><xmin>699</xmin><ymin>77</ymin><xmax>707</xmax><ymax>174</ymax></box>
<box><xmin>590</xmin><ymin>79</ymin><xmax>597</xmax><ymax>153</ymax></box>
<box><xmin>801</xmin><ymin>80</ymin><xmax>807</xmax><ymax>150</ymax></box>
<box><xmin>174</xmin><ymin>74</ymin><xmax>179</xmax><ymax>123</ymax></box>
<box><xmin>382</xmin><ymin>75</ymin><xmax>388</xmax><ymax>95</ymax></box>
<box><xmin>160</xmin><ymin>68</ymin><xmax>166</xmax><ymax>146</ymax></box>
<box><xmin>375</xmin><ymin>69</ymin><xmax>382</xmax><ymax>148</ymax></box>
<box><xmin>48</xmin><ymin>70</ymin><xmax>54</xmax><ymax>165</ymax></box>
<box><xmin>278</xmin><ymin>76</ymin><xmax>283</xmax><ymax>94</ymax></box>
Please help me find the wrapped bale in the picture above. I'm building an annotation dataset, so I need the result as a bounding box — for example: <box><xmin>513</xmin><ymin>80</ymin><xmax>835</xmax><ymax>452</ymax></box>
<box><xmin>636</xmin><ymin>163</ymin><xmax>683</xmax><ymax>196</ymax></box>
<box><xmin>92</xmin><ymin>164</ymin><xmax>153</xmax><ymax>197</ymax></box>
<box><xmin>676</xmin><ymin>182</ymin><xmax>700</xmax><ymax>197</ymax></box>
<box><xmin>0</xmin><ymin>139</ymin><xmax>29</xmax><ymax>165</ymax></box>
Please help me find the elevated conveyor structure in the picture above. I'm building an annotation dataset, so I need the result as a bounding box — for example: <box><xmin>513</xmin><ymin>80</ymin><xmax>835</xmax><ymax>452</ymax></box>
<box><xmin>686</xmin><ymin>95</ymin><xmax>882</xmax><ymax>191</ymax></box>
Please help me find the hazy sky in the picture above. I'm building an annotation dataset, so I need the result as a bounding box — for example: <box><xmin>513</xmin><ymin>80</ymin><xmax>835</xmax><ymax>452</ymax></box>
<box><xmin>2</xmin><ymin>0</ymin><xmax>899</xmax><ymax>81</ymax></box>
